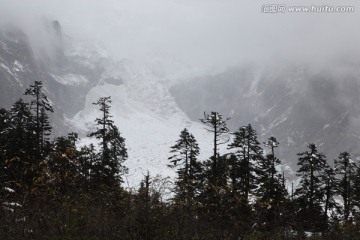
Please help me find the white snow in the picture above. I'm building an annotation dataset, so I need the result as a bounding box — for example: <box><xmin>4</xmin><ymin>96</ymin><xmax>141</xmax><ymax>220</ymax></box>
<box><xmin>4</xmin><ymin>187</ymin><xmax>15</xmax><ymax>193</ymax></box>
<box><xmin>244</xmin><ymin>68</ymin><xmax>263</xmax><ymax>98</ymax></box>
<box><xmin>3</xmin><ymin>202</ymin><xmax>22</xmax><ymax>207</ymax></box>
<box><xmin>0</xmin><ymin>40</ymin><xmax>11</xmax><ymax>54</ymax></box>
<box><xmin>337</xmin><ymin>111</ymin><xmax>349</xmax><ymax>126</ymax></box>
<box><xmin>71</xmin><ymin>59</ymin><xmax>218</xmax><ymax>188</ymax></box>
<box><xmin>13</xmin><ymin>61</ymin><xmax>24</xmax><ymax>72</ymax></box>
<box><xmin>0</xmin><ymin>62</ymin><xmax>13</xmax><ymax>75</ymax></box>
<box><xmin>52</xmin><ymin>74</ymin><xmax>88</xmax><ymax>86</ymax></box>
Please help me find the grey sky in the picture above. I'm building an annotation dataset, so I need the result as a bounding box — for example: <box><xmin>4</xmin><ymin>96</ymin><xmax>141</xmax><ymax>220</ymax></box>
<box><xmin>0</xmin><ymin>0</ymin><xmax>359</xmax><ymax>73</ymax></box>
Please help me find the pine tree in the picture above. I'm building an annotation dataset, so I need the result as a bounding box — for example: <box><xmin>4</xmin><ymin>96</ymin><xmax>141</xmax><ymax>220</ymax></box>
<box><xmin>334</xmin><ymin>152</ymin><xmax>357</xmax><ymax>222</ymax></box>
<box><xmin>78</xmin><ymin>144</ymin><xmax>98</xmax><ymax>190</ymax></box>
<box><xmin>134</xmin><ymin>173</ymin><xmax>152</xmax><ymax>240</ymax></box>
<box><xmin>257</xmin><ymin>137</ymin><xmax>282</xmax><ymax>198</ymax></box>
<box><xmin>352</xmin><ymin>167</ymin><xmax>360</xmax><ymax>221</ymax></box>
<box><xmin>200</xmin><ymin>111</ymin><xmax>229</xmax><ymax>182</ymax></box>
<box><xmin>263</xmin><ymin>137</ymin><xmax>280</xmax><ymax>183</ymax></box>
<box><xmin>4</xmin><ymin>99</ymin><xmax>37</xmax><ymax>192</ymax></box>
<box><xmin>322</xmin><ymin>166</ymin><xmax>340</xmax><ymax>226</ymax></box>
<box><xmin>24</xmin><ymin>81</ymin><xmax>53</xmax><ymax>157</ymax></box>
<box><xmin>199</xmin><ymin>112</ymin><xmax>230</xmax><ymax>220</ymax></box>
<box><xmin>294</xmin><ymin>143</ymin><xmax>328</xmax><ymax>231</ymax></box>
<box><xmin>255</xmin><ymin>137</ymin><xmax>288</xmax><ymax>232</ymax></box>
<box><xmin>0</xmin><ymin>108</ymin><xmax>9</xmax><ymax>161</ymax></box>
<box><xmin>168</xmin><ymin>128</ymin><xmax>201</xmax><ymax>205</ymax></box>
<box><xmin>89</xmin><ymin>96</ymin><xmax>113</xmax><ymax>157</ymax></box>
<box><xmin>224</xmin><ymin>153</ymin><xmax>252</xmax><ymax>233</ymax></box>
<box><xmin>39</xmin><ymin>107</ymin><xmax>52</xmax><ymax>155</ymax></box>
<box><xmin>48</xmin><ymin>133</ymin><xmax>79</xmax><ymax>196</ymax></box>
<box><xmin>5</xmin><ymin>99</ymin><xmax>36</xmax><ymax>161</ymax></box>
<box><xmin>228</xmin><ymin>124</ymin><xmax>263</xmax><ymax>202</ymax></box>
<box><xmin>0</xmin><ymin>108</ymin><xmax>10</xmax><ymax>199</ymax></box>
<box><xmin>89</xmin><ymin>96</ymin><xmax>127</xmax><ymax>187</ymax></box>
<box><xmin>104</xmin><ymin>124</ymin><xmax>128</xmax><ymax>184</ymax></box>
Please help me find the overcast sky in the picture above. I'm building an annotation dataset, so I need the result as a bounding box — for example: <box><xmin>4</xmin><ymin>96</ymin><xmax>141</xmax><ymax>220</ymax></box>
<box><xmin>0</xmin><ymin>0</ymin><xmax>359</xmax><ymax>73</ymax></box>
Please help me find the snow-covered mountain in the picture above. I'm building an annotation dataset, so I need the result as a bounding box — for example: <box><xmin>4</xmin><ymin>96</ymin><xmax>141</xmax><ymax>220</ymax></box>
<box><xmin>2</xmin><ymin>20</ymin><xmax>360</xmax><ymax>188</ymax></box>
<box><xmin>69</xmin><ymin>58</ymin><xmax>218</xmax><ymax>187</ymax></box>
<box><xmin>0</xmin><ymin>22</ymin><xmax>217</xmax><ymax>187</ymax></box>
<box><xmin>172</xmin><ymin>62</ymin><xmax>360</xmax><ymax>168</ymax></box>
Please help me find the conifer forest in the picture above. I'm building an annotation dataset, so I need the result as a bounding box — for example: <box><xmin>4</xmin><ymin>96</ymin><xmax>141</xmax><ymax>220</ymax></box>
<box><xmin>1</xmin><ymin>81</ymin><xmax>360</xmax><ymax>240</ymax></box>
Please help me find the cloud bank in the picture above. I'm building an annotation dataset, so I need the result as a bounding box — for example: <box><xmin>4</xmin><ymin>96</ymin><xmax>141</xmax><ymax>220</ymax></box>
<box><xmin>0</xmin><ymin>0</ymin><xmax>359</xmax><ymax>72</ymax></box>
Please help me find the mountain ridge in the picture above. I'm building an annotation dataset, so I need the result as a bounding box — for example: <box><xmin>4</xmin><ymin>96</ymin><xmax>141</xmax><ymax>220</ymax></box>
<box><xmin>1</xmin><ymin>21</ymin><xmax>360</xmax><ymax>186</ymax></box>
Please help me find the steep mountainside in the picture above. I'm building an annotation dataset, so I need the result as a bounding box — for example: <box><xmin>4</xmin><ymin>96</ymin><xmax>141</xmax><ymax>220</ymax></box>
<box><xmin>0</xmin><ymin>22</ymin><xmax>137</xmax><ymax>135</ymax></box>
<box><xmin>0</xmin><ymin>22</ymin><xmax>217</xmax><ymax>186</ymax></box>
<box><xmin>2</xmin><ymin>20</ymin><xmax>360</xmax><ymax>185</ymax></box>
<box><xmin>0</xmin><ymin>22</ymin><xmax>101</xmax><ymax>134</ymax></box>
<box><xmin>172</xmin><ymin>63</ymin><xmax>360</xmax><ymax>167</ymax></box>
<box><xmin>0</xmin><ymin>26</ymin><xmax>46</xmax><ymax>108</ymax></box>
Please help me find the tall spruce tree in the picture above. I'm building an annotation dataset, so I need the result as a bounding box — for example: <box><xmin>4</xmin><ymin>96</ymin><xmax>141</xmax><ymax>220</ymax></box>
<box><xmin>263</xmin><ymin>137</ymin><xmax>280</xmax><ymax>183</ymax></box>
<box><xmin>0</xmin><ymin>108</ymin><xmax>9</xmax><ymax>161</ymax></box>
<box><xmin>295</xmin><ymin>143</ymin><xmax>328</xmax><ymax>231</ymax></box>
<box><xmin>322</xmin><ymin>166</ymin><xmax>339</xmax><ymax>225</ymax></box>
<box><xmin>5</xmin><ymin>99</ymin><xmax>36</xmax><ymax>161</ymax></box>
<box><xmin>199</xmin><ymin>112</ymin><xmax>230</xmax><ymax>217</ymax></box>
<box><xmin>228</xmin><ymin>124</ymin><xmax>263</xmax><ymax>202</ymax></box>
<box><xmin>78</xmin><ymin>144</ymin><xmax>98</xmax><ymax>190</ymax></box>
<box><xmin>89</xmin><ymin>96</ymin><xmax>127</xmax><ymax>187</ymax></box>
<box><xmin>38</xmin><ymin>107</ymin><xmax>52</xmax><ymax>154</ymax></box>
<box><xmin>334</xmin><ymin>152</ymin><xmax>357</xmax><ymax>222</ymax></box>
<box><xmin>24</xmin><ymin>81</ymin><xmax>53</xmax><ymax>158</ymax></box>
<box><xmin>4</xmin><ymin>99</ymin><xmax>37</xmax><ymax>191</ymax></box>
<box><xmin>134</xmin><ymin>172</ymin><xmax>153</xmax><ymax>240</ymax></box>
<box><xmin>168</xmin><ymin>128</ymin><xmax>201</xmax><ymax>204</ymax></box>
<box><xmin>257</xmin><ymin>137</ymin><xmax>283</xmax><ymax>198</ymax></box>
<box><xmin>104</xmin><ymin>124</ymin><xmax>128</xmax><ymax>183</ymax></box>
<box><xmin>255</xmin><ymin>137</ymin><xmax>288</xmax><ymax>232</ymax></box>
<box><xmin>0</xmin><ymin>108</ymin><xmax>10</xmax><ymax>199</ymax></box>
<box><xmin>200</xmin><ymin>111</ymin><xmax>229</xmax><ymax>181</ymax></box>
<box><xmin>48</xmin><ymin>133</ymin><xmax>79</xmax><ymax>196</ymax></box>
<box><xmin>352</xmin><ymin>167</ymin><xmax>360</xmax><ymax>221</ymax></box>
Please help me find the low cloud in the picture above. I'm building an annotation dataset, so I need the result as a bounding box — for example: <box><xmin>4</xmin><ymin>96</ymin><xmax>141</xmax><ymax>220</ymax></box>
<box><xmin>0</xmin><ymin>0</ymin><xmax>359</xmax><ymax>73</ymax></box>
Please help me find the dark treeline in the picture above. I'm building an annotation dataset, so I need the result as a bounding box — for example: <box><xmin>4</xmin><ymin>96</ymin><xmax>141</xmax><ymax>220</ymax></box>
<box><xmin>1</xmin><ymin>81</ymin><xmax>360</xmax><ymax>239</ymax></box>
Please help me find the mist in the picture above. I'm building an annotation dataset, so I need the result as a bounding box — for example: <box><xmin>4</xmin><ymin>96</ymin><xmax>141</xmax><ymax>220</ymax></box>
<box><xmin>0</xmin><ymin>0</ymin><xmax>359</xmax><ymax>75</ymax></box>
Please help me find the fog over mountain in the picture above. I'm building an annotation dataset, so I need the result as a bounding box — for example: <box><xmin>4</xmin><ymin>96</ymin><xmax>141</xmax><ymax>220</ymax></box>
<box><xmin>2</xmin><ymin>0</ymin><xmax>360</xmax><ymax>71</ymax></box>
<box><xmin>1</xmin><ymin>0</ymin><xmax>360</xmax><ymax>183</ymax></box>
